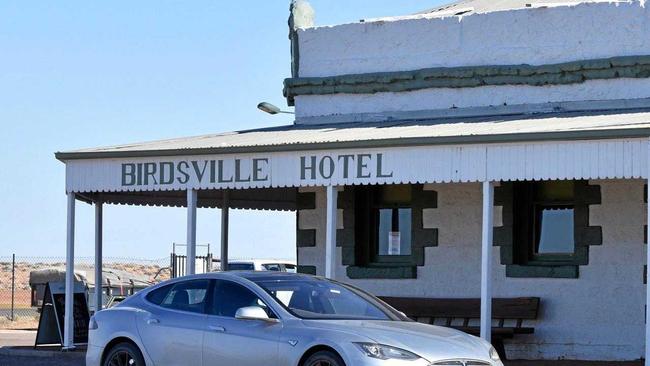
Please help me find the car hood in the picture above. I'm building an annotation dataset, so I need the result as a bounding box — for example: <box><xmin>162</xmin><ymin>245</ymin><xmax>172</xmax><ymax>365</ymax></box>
<box><xmin>301</xmin><ymin>319</ymin><xmax>492</xmax><ymax>362</ymax></box>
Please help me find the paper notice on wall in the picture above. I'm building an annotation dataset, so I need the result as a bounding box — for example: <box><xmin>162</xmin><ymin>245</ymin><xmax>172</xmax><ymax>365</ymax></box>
<box><xmin>388</xmin><ymin>232</ymin><xmax>401</xmax><ymax>255</ymax></box>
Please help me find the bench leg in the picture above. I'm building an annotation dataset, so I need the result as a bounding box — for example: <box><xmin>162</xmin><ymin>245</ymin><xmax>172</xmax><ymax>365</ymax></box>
<box><xmin>493</xmin><ymin>337</ymin><xmax>507</xmax><ymax>361</ymax></box>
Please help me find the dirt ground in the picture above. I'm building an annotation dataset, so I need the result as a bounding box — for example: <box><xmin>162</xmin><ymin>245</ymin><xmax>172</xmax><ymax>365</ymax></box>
<box><xmin>0</xmin><ymin>315</ymin><xmax>39</xmax><ymax>330</ymax></box>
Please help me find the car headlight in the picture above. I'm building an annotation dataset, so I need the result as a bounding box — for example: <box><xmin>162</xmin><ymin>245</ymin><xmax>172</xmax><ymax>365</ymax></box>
<box><xmin>354</xmin><ymin>342</ymin><xmax>422</xmax><ymax>360</ymax></box>
<box><xmin>489</xmin><ymin>346</ymin><xmax>500</xmax><ymax>361</ymax></box>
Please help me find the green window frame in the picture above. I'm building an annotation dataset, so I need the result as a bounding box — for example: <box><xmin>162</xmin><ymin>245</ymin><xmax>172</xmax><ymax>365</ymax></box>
<box><xmin>513</xmin><ymin>181</ymin><xmax>577</xmax><ymax>266</ymax></box>
<box><xmin>343</xmin><ymin>184</ymin><xmax>438</xmax><ymax>279</ymax></box>
<box><xmin>495</xmin><ymin>180</ymin><xmax>602</xmax><ymax>279</ymax></box>
<box><xmin>356</xmin><ymin>185</ymin><xmax>415</xmax><ymax>266</ymax></box>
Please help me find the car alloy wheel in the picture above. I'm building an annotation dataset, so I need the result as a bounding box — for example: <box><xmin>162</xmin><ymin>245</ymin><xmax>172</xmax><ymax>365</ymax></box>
<box><xmin>104</xmin><ymin>342</ymin><xmax>144</xmax><ymax>366</ymax></box>
<box><xmin>109</xmin><ymin>351</ymin><xmax>136</xmax><ymax>366</ymax></box>
<box><xmin>304</xmin><ymin>350</ymin><xmax>345</xmax><ymax>366</ymax></box>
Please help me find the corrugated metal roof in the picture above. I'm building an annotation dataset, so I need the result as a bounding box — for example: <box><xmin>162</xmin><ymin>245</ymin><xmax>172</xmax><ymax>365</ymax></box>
<box><xmin>56</xmin><ymin>109</ymin><xmax>650</xmax><ymax>160</ymax></box>
<box><xmin>419</xmin><ymin>0</ymin><xmax>625</xmax><ymax>17</ymax></box>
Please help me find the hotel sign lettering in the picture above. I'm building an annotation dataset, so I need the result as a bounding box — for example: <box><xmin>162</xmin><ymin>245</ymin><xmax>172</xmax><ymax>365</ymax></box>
<box><xmin>300</xmin><ymin>153</ymin><xmax>393</xmax><ymax>180</ymax></box>
<box><xmin>121</xmin><ymin>158</ymin><xmax>271</xmax><ymax>186</ymax></box>
<box><xmin>120</xmin><ymin>153</ymin><xmax>393</xmax><ymax>187</ymax></box>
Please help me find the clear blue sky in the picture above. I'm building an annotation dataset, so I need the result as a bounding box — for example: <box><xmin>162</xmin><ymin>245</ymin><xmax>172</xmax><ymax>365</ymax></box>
<box><xmin>0</xmin><ymin>0</ymin><xmax>444</xmax><ymax>260</ymax></box>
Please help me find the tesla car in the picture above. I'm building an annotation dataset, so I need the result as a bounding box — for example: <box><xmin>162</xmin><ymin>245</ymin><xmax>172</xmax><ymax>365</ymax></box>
<box><xmin>87</xmin><ymin>272</ymin><xmax>503</xmax><ymax>366</ymax></box>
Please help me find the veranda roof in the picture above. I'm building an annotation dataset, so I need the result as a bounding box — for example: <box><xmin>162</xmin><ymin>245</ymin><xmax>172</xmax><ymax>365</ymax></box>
<box><xmin>57</xmin><ymin>108</ymin><xmax>650</xmax><ymax>160</ymax></box>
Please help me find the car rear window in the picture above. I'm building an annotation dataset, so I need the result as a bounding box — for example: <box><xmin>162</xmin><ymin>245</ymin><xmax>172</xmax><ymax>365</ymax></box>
<box><xmin>160</xmin><ymin>280</ymin><xmax>210</xmax><ymax>314</ymax></box>
<box><xmin>146</xmin><ymin>284</ymin><xmax>173</xmax><ymax>305</ymax></box>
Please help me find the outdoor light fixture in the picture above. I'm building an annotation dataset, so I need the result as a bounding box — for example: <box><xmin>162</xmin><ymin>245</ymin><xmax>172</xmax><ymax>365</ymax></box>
<box><xmin>257</xmin><ymin>102</ymin><xmax>294</xmax><ymax>115</ymax></box>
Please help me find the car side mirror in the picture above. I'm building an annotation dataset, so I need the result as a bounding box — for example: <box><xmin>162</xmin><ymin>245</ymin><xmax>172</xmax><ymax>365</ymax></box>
<box><xmin>235</xmin><ymin>306</ymin><xmax>278</xmax><ymax>323</ymax></box>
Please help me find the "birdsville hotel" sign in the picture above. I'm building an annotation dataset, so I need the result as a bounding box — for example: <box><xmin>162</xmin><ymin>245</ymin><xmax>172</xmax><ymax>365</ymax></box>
<box><xmin>63</xmin><ymin>139</ymin><xmax>647</xmax><ymax>193</ymax></box>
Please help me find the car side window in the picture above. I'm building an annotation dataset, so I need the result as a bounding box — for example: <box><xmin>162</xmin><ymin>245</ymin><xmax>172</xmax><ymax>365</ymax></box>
<box><xmin>210</xmin><ymin>280</ymin><xmax>275</xmax><ymax>318</ymax></box>
<box><xmin>159</xmin><ymin>279</ymin><xmax>210</xmax><ymax>314</ymax></box>
<box><xmin>146</xmin><ymin>284</ymin><xmax>173</xmax><ymax>305</ymax></box>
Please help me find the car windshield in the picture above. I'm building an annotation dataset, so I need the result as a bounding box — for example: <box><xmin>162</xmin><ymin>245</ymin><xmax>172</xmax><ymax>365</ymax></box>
<box><xmin>253</xmin><ymin>278</ymin><xmax>398</xmax><ymax>320</ymax></box>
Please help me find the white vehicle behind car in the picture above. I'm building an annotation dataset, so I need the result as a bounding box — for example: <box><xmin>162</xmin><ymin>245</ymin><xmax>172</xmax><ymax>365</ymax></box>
<box><xmin>226</xmin><ymin>259</ymin><xmax>297</xmax><ymax>272</ymax></box>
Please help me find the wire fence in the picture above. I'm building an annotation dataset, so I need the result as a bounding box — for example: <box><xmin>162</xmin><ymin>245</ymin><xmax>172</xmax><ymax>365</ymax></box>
<box><xmin>0</xmin><ymin>254</ymin><xmax>171</xmax><ymax>329</ymax></box>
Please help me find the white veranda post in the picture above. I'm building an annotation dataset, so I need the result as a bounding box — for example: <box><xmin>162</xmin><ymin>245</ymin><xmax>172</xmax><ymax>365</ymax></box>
<box><xmin>325</xmin><ymin>185</ymin><xmax>338</xmax><ymax>279</ymax></box>
<box><xmin>221</xmin><ymin>190</ymin><xmax>230</xmax><ymax>272</ymax></box>
<box><xmin>94</xmin><ymin>201</ymin><xmax>103</xmax><ymax>312</ymax></box>
<box><xmin>481</xmin><ymin>181</ymin><xmax>494</xmax><ymax>342</ymax></box>
<box><xmin>186</xmin><ymin>189</ymin><xmax>198</xmax><ymax>276</ymax></box>
<box><xmin>646</xmin><ymin>141</ymin><xmax>650</xmax><ymax>366</ymax></box>
<box><xmin>64</xmin><ymin>193</ymin><xmax>76</xmax><ymax>349</ymax></box>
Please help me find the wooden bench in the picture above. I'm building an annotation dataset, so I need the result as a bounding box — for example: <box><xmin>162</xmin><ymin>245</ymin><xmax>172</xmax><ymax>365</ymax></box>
<box><xmin>379</xmin><ymin>296</ymin><xmax>540</xmax><ymax>360</ymax></box>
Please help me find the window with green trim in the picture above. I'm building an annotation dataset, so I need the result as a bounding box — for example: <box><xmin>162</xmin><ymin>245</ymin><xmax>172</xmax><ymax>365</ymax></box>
<box><xmin>345</xmin><ymin>184</ymin><xmax>437</xmax><ymax>279</ymax></box>
<box><xmin>514</xmin><ymin>181</ymin><xmax>578</xmax><ymax>266</ymax></box>
<box><xmin>356</xmin><ymin>185</ymin><xmax>414</xmax><ymax>264</ymax></box>
<box><xmin>495</xmin><ymin>180</ymin><xmax>601</xmax><ymax>278</ymax></box>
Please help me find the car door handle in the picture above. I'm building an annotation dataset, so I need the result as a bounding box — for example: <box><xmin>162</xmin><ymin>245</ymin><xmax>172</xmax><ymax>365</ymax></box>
<box><xmin>146</xmin><ymin>318</ymin><xmax>160</xmax><ymax>325</ymax></box>
<box><xmin>208</xmin><ymin>325</ymin><xmax>226</xmax><ymax>332</ymax></box>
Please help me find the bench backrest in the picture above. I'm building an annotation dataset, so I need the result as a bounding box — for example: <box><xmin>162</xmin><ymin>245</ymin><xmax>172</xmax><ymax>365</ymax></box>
<box><xmin>379</xmin><ymin>297</ymin><xmax>540</xmax><ymax>327</ymax></box>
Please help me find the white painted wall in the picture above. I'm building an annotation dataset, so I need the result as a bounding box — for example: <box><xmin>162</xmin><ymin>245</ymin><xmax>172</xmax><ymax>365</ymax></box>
<box><xmin>294</xmin><ymin>1</ymin><xmax>650</xmax><ymax>118</ymax></box>
<box><xmin>297</xmin><ymin>180</ymin><xmax>647</xmax><ymax>360</ymax></box>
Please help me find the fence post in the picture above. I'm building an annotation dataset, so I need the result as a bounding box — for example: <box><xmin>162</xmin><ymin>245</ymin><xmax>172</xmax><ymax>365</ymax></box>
<box><xmin>11</xmin><ymin>254</ymin><xmax>15</xmax><ymax>321</ymax></box>
<box><xmin>170</xmin><ymin>253</ymin><xmax>175</xmax><ymax>278</ymax></box>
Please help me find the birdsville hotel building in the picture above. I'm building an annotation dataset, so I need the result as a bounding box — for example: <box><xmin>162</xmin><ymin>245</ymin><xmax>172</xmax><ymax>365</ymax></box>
<box><xmin>56</xmin><ymin>0</ymin><xmax>650</xmax><ymax>362</ymax></box>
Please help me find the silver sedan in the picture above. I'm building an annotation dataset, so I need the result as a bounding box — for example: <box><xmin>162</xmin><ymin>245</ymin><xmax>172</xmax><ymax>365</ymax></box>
<box><xmin>86</xmin><ymin>272</ymin><xmax>503</xmax><ymax>366</ymax></box>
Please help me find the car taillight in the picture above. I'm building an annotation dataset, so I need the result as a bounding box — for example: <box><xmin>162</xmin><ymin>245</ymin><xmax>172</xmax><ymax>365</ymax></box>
<box><xmin>88</xmin><ymin>316</ymin><xmax>98</xmax><ymax>330</ymax></box>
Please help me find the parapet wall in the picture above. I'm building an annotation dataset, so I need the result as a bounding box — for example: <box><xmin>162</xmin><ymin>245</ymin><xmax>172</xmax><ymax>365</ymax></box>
<box><xmin>292</xmin><ymin>1</ymin><xmax>650</xmax><ymax>119</ymax></box>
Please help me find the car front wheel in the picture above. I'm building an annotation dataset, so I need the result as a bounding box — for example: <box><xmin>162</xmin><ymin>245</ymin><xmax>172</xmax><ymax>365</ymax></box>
<box><xmin>303</xmin><ymin>350</ymin><xmax>345</xmax><ymax>366</ymax></box>
<box><xmin>103</xmin><ymin>342</ymin><xmax>145</xmax><ymax>366</ymax></box>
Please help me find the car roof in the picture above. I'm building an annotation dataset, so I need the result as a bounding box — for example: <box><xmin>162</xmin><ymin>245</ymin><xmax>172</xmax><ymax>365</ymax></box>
<box><xmin>153</xmin><ymin>271</ymin><xmax>319</xmax><ymax>286</ymax></box>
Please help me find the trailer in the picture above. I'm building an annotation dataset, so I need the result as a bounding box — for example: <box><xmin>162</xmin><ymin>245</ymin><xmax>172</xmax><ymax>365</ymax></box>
<box><xmin>29</xmin><ymin>267</ymin><xmax>153</xmax><ymax>313</ymax></box>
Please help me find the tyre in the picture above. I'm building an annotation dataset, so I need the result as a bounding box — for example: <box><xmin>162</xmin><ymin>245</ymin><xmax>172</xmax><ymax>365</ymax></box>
<box><xmin>303</xmin><ymin>350</ymin><xmax>345</xmax><ymax>366</ymax></box>
<box><xmin>103</xmin><ymin>342</ymin><xmax>145</xmax><ymax>366</ymax></box>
